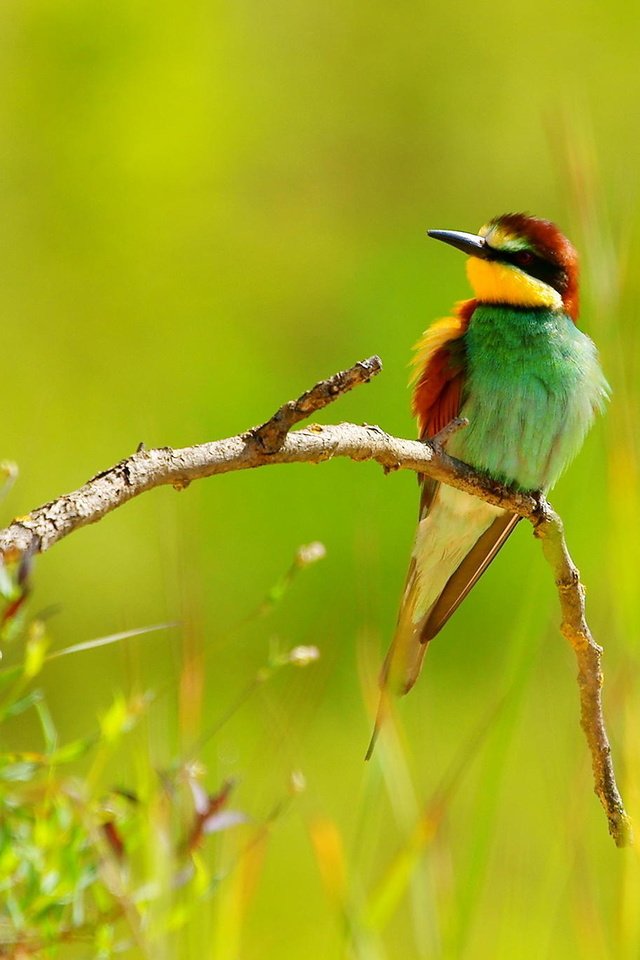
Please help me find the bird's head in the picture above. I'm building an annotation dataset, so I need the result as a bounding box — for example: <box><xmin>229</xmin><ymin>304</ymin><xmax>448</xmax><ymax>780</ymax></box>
<box><xmin>428</xmin><ymin>213</ymin><xmax>579</xmax><ymax>320</ymax></box>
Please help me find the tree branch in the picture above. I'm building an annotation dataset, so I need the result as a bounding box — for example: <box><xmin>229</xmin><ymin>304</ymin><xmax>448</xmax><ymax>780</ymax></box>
<box><xmin>534</xmin><ymin>514</ymin><xmax>632</xmax><ymax>846</ymax></box>
<box><xmin>0</xmin><ymin>357</ymin><xmax>631</xmax><ymax>845</ymax></box>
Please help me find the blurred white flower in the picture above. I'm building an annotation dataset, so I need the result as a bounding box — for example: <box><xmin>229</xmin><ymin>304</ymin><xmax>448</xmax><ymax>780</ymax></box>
<box><xmin>288</xmin><ymin>645</ymin><xmax>320</xmax><ymax>667</ymax></box>
<box><xmin>289</xmin><ymin>770</ymin><xmax>306</xmax><ymax>795</ymax></box>
<box><xmin>295</xmin><ymin>542</ymin><xmax>327</xmax><ymax>567</ymax></box>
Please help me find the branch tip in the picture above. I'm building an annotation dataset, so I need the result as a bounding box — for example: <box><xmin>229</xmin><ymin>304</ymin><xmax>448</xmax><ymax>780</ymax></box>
<box><xmin>429</xmin><ymin>416</ymin><xmax>469</xmax><ymax>449</ymax></box>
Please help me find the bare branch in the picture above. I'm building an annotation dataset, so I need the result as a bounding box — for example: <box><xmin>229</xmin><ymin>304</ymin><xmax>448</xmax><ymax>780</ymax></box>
<box><xmin>251</xmin><ymin>354</ymin><xmax>383</xmax><ymax>453</ymax></box>
<box><xmin>0</xmin><ymin>357</ymin><xmax>630</xmax><ymax>845</ymax></box>
<box><xmin>534</xmin><ymin>510</ymin><xmax>633</xmax><ymax>847</ymax></box>
<box><xmin>430</xmin><ymin>415</ymin><xmax>469</xmax><ymax>448</ymax></box>
<box><xmin>0</xmin><ymin>423</ymin><xmax>541</xmax><ymax>559</ymax></box>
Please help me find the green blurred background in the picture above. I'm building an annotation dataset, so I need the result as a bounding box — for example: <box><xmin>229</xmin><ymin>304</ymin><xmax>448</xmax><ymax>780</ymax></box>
<box><xmin>1</xmin><ymin>0</ymin><xmax>639</xmax><ymax>956</ymax></box>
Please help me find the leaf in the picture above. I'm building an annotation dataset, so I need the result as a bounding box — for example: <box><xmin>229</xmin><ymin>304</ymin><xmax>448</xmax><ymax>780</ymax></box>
<box><xmin>99</xmin><ymin>695</ymin><xmax>129</xmax><ymax>743</ymax></box>
<box><xmin>0</xmin><ymin>760</ymin><xmax>39</xmax><ymax>782</ymax></box>
<box><xmin>190</xmin><ymin>850</ymin><xmax>210</xmax><ymax>896</ymax></box>
<box><xmin>34</xmin><ymin>699</ymin><xmax>58</xmax><ymax>754</ymax></box>
<box><xmin>1</xmin><ymin>689</ymin><xmax>43</xmax><ymax>720</ymax></box>
<box><xmin>50</xmin><ymin>734</ymin><xmax>97</xmax><ymax>765</ymax></box>
<box><xmin>47</xmin><ymin>622</ymin><xmax>177</xmax><ymax>661</ymax></box>
<box><xmin>202</xmin><ymin>810</ymin><xmax>246</xmax><ymax>835</ymax></box>
<box><xmin>24</xmin><ymin>622</ymin><xmax>49</xmax><ymax>679</ymax></box>
<box><xmin>99</xmin><ymin>692</ymin><xmax>151</xmax><ymax>742</ymax></box>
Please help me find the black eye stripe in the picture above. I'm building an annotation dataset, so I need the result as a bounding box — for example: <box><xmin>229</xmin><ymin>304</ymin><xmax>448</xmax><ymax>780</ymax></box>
<box><xmin>485</xmin><ymin>245</ymin><xmax>568</xmax><ymax>293</ymax></box>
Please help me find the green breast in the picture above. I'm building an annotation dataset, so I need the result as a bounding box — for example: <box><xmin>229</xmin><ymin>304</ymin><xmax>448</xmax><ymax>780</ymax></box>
<box><xmin>447</xmin><ymin>305</ymin><xmax>609</xmax><ymax>492</ymax></box>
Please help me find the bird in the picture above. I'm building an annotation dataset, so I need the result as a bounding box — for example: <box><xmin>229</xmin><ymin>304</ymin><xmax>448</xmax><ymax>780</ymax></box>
<box><xmin>367</xmin><ymin>213</ymin><xmax>609</xmax><ymax>756</ymax></box>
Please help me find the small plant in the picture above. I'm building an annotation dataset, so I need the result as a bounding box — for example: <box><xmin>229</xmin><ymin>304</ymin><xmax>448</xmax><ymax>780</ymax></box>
<box><xmin>0</xmin><ymin>545</ymin><xmax>324</xmax><ymax>958</ymax></box>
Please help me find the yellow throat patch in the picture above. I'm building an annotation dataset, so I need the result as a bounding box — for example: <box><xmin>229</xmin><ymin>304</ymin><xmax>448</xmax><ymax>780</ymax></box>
<box><xmin>466</xmin><ymin>257</ymin><xmax>562</xmax><ymax>310</ymax></box>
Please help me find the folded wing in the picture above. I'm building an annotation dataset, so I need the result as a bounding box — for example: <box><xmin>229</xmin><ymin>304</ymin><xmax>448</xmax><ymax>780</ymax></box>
<box><xmin>367</xmin><ymin>300</ymin><xmax>519</xmax><ymax>757</ymax></box>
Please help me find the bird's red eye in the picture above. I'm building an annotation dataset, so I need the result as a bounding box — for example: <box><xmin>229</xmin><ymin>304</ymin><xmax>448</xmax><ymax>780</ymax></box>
<box><xmin>516</xmin><ymin>251</ymin><xmax>534</xmax><ymax>267</ymax></box>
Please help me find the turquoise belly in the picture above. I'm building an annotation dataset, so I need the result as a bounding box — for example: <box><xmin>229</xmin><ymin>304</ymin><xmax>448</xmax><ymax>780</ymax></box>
<box><xmin>447</xmin><ymin>306</ymin><xmax>609</xmax><ymax>492</ymax></box>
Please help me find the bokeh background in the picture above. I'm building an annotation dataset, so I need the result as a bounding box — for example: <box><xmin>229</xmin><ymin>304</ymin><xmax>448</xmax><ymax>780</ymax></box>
<box><xmin>1</xmin><ymin>0</ymin><xmax>639</xmax><ymax>957</ymax></box>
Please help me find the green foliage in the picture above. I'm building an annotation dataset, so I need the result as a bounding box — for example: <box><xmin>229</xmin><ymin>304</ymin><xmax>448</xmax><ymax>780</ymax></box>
<box><xmin>0</xmin><ymin>559</ymin><xmax>322</xmax><ymax>957</ymax></box>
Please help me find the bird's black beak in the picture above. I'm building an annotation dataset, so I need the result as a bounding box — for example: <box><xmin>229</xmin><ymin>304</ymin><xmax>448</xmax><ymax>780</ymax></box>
<box><xmin>427</xmin><ymin>229</ymin><xmax>490</xmax><ymax>259</ymax></box>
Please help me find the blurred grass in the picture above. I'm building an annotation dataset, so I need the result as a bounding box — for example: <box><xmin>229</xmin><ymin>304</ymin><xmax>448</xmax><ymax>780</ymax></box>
<box><xmin>1</xmin><ymin>0</ymin><xmax>640</xmax><ymax>956</ymax></box>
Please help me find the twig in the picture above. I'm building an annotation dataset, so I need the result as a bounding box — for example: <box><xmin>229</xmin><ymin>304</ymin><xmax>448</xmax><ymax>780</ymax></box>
<box><xmin>0</xmin><ymin>357</ymin><xmax>630</xmax><ymax>845</ymax></box>
<box><xmin>251</xmin><ymin>355</ymin><xmax>383</xmax><ymax>453</ymax></box>
<box><xmin>533</xmin><ymin>506</ymin><xmax>633</xmax><ymax>847</ymax></box>
<box><xmin>430</xmin><ymin>416</ymin><xmax>469</xmax><ymax>448</ymax></box>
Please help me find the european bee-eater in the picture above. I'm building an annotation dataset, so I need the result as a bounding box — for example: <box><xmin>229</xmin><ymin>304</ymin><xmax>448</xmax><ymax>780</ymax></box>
<box><xmin>375</xmin><ymin>213</ymin><xmax>609</xmax><ymax>725</ymax></box>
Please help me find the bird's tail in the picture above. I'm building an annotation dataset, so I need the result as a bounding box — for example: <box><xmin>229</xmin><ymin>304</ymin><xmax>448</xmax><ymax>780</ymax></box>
<box><xmin>365</xmin><ymin>500</ymin><xmax>519</xmax><ymax>759</ymax></box>
<box><xmin>364</xmin><ymin>564</ymin><xmax>433</xmax><ymax>759</ymax></box>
